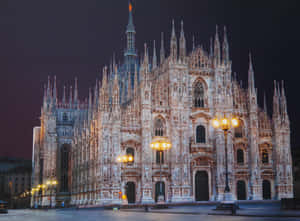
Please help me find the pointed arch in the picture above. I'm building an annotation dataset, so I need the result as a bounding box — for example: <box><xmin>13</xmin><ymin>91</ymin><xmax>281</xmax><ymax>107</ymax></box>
<box><xmin>193</xmin><ymin>78</ymin><xmax>208</xmax><ymax>108</ymax></box>
<box><xmin>154</xmin><ymin>116</ymin><xmax>165</xmax><ymax>136</ymax></box>
<box><xmin>193</xmin><ymin>82</ymin><xmax>204</xmax><ymax>107</ymax></box>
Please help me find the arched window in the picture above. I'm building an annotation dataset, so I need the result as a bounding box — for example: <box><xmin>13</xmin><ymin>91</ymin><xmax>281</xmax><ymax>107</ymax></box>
<box><xmin>196</xmin><ymin>125</ymin><xmax>206</xmax><ymax>143</ymax></box>
<box><xmin>193</xmin><ymin>81</ymin><xmax>205</xmax><ymax>107</ymax></box>
<box><xmin>63</xmin><ymin>112</ymin><xmax>68</xmax><ymax>121</ymax></box>
<box><xmin>237</xmin><ymin>149</ymin><xmax>244</xmax><ymax>164</ymax></box>
<box><xmin>156</xmin><ymin>151</ymin><xmax>164</xmax><ymax>164</ymax></box>
<box><xmin>262</xmin><ymin>149</ymin><xmax>269</xmax><ymax>164</ymax></box>
<box><xmin>234</xmin><ymin>125</ymin><xmax>243</xmax><ymax>138</ymax></box>
<box><xmin>154</xmin><ymin>118</ymin><xmax>164</xmax><ymax>136</ymax></box>
<box><xmin>126</xmin><ymin>147</ymin><xmax>135</xmax><ymax>163</ymax></box>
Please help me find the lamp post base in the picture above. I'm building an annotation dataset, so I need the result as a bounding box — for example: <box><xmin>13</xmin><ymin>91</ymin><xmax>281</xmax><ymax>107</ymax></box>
<box><xmin>224</xmin><ymin>192</ymin><xmax>233</xmax><ymax>201</ymax></box>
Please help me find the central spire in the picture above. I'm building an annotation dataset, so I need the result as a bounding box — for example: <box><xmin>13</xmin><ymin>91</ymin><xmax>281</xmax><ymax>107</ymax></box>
<box><xmin>124</xmin><ymin>2</ymin><xmax>137</xmax><ymax>59</ymax></box>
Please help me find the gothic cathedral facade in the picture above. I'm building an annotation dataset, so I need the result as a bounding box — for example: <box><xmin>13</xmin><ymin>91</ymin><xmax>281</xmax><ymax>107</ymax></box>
<box><xmin>32</xmin><ymin>6</ymin><xmax>293</xmax><ymax>206</ymax></box>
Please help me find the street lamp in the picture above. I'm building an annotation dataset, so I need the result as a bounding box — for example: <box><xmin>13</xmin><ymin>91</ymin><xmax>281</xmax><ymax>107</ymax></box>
<box><xmin>150</xmin><ymin>136</ymin><xmax>172</xmax><ymax>203</ymax></box>
<box><xmin>212</xmin><ymin>115</ymin><xmax>239</xmax><ymax>201</ymax></box>
<box><xmin>116</xmin><ymin>154</ymin><xmax>134</xmax><ymax>164</ymax></box>
<box><xmin>116</xmin><ymin>154</ymin><xmax>134</xmax><ymax>204</ymax></box>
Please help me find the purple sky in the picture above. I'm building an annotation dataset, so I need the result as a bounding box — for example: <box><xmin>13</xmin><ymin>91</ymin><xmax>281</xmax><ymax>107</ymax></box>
<box><xmin>0</xmin><ymin>0</ymin><xmax>300</xmax><ymax>159</ymax></box>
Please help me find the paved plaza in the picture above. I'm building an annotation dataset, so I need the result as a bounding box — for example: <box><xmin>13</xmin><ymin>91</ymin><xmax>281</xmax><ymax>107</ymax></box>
<box><xmin>0</xmin><ymin>203</ymin><xmax>300</xmax><ymax>221</ymax></box>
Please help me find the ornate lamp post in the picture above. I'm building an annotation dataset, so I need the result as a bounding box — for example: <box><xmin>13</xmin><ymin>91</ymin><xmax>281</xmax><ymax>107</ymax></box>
<box><xmin>116</xmin><ymin>154</ymin><xmax>134</xmax><ymax>203</ymax></box>
<box><xmin>46</xmin><ymin>180</ymin><xmax>58</xmax><ymax>208</ymax></box>
<box><xmin>150</xmin><ymin>136</ymin><xmax>172</xmax><ymax>203</ymax></box>
<box><xmin>212</xmin><ymin>115</ymin><xmax>239</xmax><ymax>201</ymax></box>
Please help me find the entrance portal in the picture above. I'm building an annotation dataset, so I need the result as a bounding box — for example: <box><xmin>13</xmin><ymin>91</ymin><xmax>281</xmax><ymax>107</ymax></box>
<box><xmin>155</xmin><ymin>182</ymin><xmax>165</xmax><ymax>202</ymax></box>
<box><xmin>262</xmin><ymin>180</ymin><xmax>271</xmax><ymax>200</ymax></box>
<box><xmin>126</xmin><ymin>182</ymin><xmax>135</xmax><ymax>203</ymax></box>
<box><xmin>195</xmin><ymin>171</ymin><xmax>209</xmax><ymax>201</ymax></box>
<box><xmin>237</xmin><ymin>180</ymin><xmax>246</xmax><ymax>200</ymax></box>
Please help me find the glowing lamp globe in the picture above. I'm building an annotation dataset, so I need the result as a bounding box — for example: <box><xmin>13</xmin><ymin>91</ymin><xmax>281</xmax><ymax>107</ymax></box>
<box><xmin>212</xmin><ymin>119</ymin><xmax>220</xmax><ymax>128</ymax></box>
<box><xmin>231</xmin><ymin>118</ymin><xmax>239</xmax><ymax>127</ymax></box>
<box><xmin>150</xmin><ymin>136</ymin><xmax>172</xmax><ymax>151</ymax></box>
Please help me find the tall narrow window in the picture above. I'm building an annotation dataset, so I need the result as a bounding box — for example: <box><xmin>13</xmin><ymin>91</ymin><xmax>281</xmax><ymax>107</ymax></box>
<box><xmin>194</xmin><ymin>82</ymin><xmax>204</xmax><ymax>107</ymax></box>
<box><xmin>156</xmin><ymin>151</ymin><xmax>164</xmax><ymax>164</ymax></box>
<box><xmin>154</xmin><ymin>118</ymin><xmax>164</xmax><ymax>136</ymax></box>
<box><xmin>237</xmin><ymin>149</ymin><xmax>244</xmax><ymax>164</ymax></box>
<box><xmin>196</xmin><ymin>125</ymin><xmax>206</xmax><ymax>143</ymax></box>
<box><xmin>262</xmin><ymin>149</ymin><xmax>269</xmax><ymax>164</ymax></box>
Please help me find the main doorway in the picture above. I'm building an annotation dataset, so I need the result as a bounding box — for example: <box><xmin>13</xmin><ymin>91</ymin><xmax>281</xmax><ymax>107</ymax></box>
<box><xmin>236</xmin><ymin>180</ymin><xmax>246</xmax><ymax>200</ymax></box>
<box><xmin>195</xmin><ymin>171</ymin><xmax>209</xmax><ymax>201</ymax></box>
<box><xmin>126</xmin><ymin>182</ymin><xmax>136</xmax><ymax>203</ymax></box>
<box><xmin>155</xmin><ymin>182</ymin><xmax>165</xmax><ymax>202</ymax></box>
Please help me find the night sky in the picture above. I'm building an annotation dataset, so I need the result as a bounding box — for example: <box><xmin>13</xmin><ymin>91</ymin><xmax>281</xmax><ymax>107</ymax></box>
<box><xmin>1</xmin><ymin>0</ymin><xmax>300</xmax><ymax>160</ymax></box>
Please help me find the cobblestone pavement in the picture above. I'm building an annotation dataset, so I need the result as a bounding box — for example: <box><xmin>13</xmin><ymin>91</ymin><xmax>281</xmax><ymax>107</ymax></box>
<box><xmin>0</xmin><ymin>209</ymin><xmax>299</xmax><ymax>221</ymax></box>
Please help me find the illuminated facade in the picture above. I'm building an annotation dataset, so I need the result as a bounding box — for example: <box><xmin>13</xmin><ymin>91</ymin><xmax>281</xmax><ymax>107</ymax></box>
<box><xmin>32</xmin><ymin>5</ymin><xmax>293</xmax><ymax>206</ymax></box>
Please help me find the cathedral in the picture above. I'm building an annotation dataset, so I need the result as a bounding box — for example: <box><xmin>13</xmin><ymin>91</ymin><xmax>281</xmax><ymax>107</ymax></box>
<box><xmin>31</xmin><ymin>4</ymin><xmax>294</xmax><ymax>207</ymax></box>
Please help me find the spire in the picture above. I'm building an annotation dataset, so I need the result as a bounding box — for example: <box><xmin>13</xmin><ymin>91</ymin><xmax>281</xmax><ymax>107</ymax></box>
<box><xmin>43</xmin><ymin>84</ymin><xmax>47</xmax><ymax>109</ymax></box>
<box><xmin>88</xmin><ymin>87</ymin><xmax>92</xmax><ymax>121</ymax></box>
<box><xmin>152</xmin><ymin>40</ymin><xmax>157</xmax><ymax>69</ymax></box>
<box><xmin>170</xmin><ymin>19</ymin><xmax>177</xmax><ymax>61</ymax></box>
<box><xmin>52</xmin><ymin>75</ymin><xmax>57</xmax><ymax>105</ymax></box>
<box><xmin>214</xmin><ymin>25</ymin><xmax>221</xmax><ymax>66</ymax></box>
<box><xmin>127</xmin><ymin>2</ymin><xmax>135</xmax><ymax>32</ymax></box>
<box><xmin>264</xmin><ymin>92</ymin><xmax>267</xmax><ymax>114</ymax></box>
<box><xmin>192</xmin><ymin>35</ymin><xmax>195</xmax><ymax>51</ymax></box>
<box><xmin>47</xmin><ymin>76</ymin><xmax>51</xmax><ymax>98</ymax></box>
<box><xmin>179</xmin><ymin>20</ymin><xmax>186</xmax><ymax>61</ymax></box>
<box><xmin>69</xmin><ymin>85</ymin><xmax>73</xmax><ymax>107</ymax></box>
<box><xmin>88</xmin><ymin>87</ymin><xmax>92</xmax><ymax>109</ymax></box>
<box><xmin>222</xmin><ymin>26</ymin><xmax>229</xmax><ymax>64</ymax></box>
<box><xmin>280</xmin><ymin>80</ymin><xmax>289</xmax><ymax>121</ymax></box>
<box><xmin>273</xmin><ymin>80</ymin><xmax>280</xmax><ymax>119</ymax></box>
<box><xmin>74</xmin><ymin>77</ymin><xmax>78</xmax><ymax>103</ymax></box>
<box><xmin>62</xmin><ymin>85</ymin><xmax>66</xmax><ymax>104</ymax></box>
<box><xmin>113</xmin><ymin>66</ymin><xmax>120</xmax><ymax>106</ymax></box>
<box><xmin>143</xmin><ymin>43</ymin><xmax>149</xmax><ymax>67</ymax></box>
<box><xmin>160</xmin><ymin>32</ymin><xmax>165</xmax><ymax>64</ymax></box>
<box><xmin>209</xmin><ymin>37</ymin><xmax>213</xmax><ymax>59</ymax></box>
<box><xmin>124</xmin><ymin>1</ymin><xmax>137</xmax><ymax>71</ymax></box>
<box><xmin>43</xmin><ymin>84</ymin><xmax>46</xmax><ymax>101</ymax></box>
<box><xmin>112</xmin><ymin>53</ymin><xmax>116</xmax><ymax>68</ymax></box>
<box><xmin>248</xmin><ymin>52</ymin><xmax>255</xmax><ymax>94</ymax></box>
<box><xmin>100</xmin><ymin>66</ymin><xmax>108</xmax><ymax>110</ymax></box>
<box><xmin>93</xmin><ymin>79</ymin><xmax>98</xmax><ymax>109</ymax></box>
<box><xmin>102</xmin><ymin>66</ymin><xmax>107</xmax><ymax>90</ymax></box>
